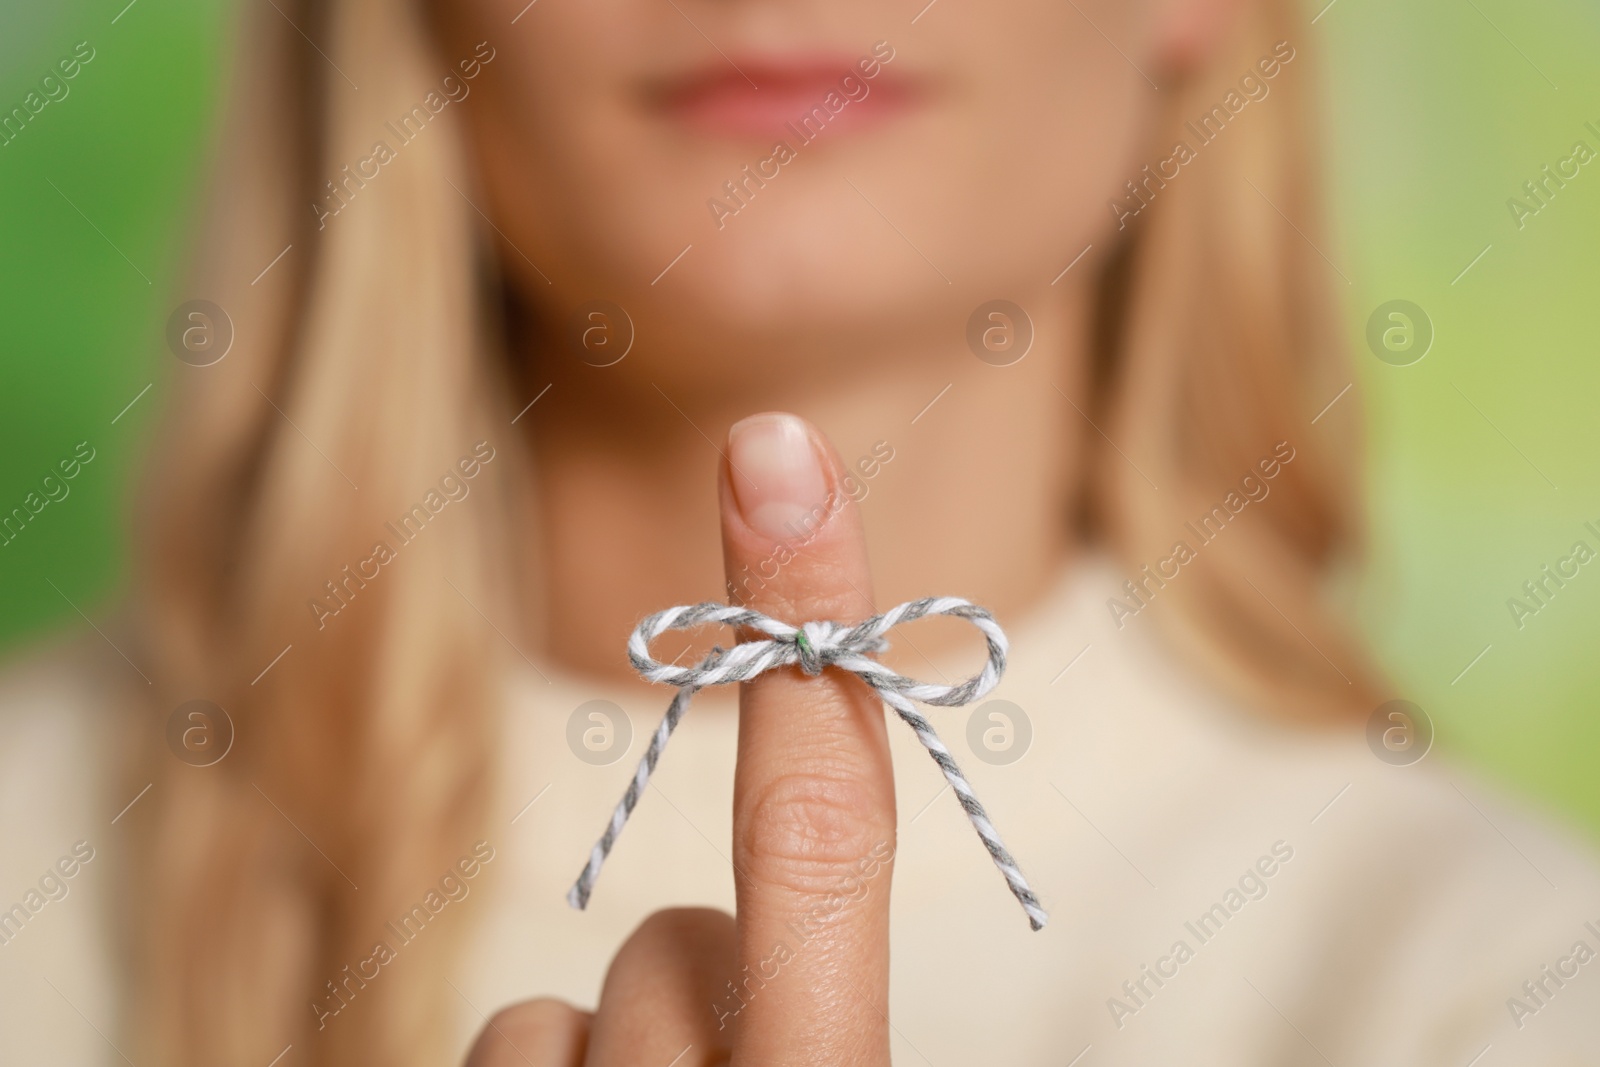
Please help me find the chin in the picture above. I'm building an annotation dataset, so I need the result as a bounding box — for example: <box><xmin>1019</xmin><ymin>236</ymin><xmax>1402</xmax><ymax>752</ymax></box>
<box><xmin>688</xmin><ymin>232</ymin><xmax>942</xmax><ymax>329</ymax></box>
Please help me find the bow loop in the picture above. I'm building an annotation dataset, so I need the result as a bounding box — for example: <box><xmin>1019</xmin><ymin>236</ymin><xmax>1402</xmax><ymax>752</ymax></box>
<box><xmin>570</xmin><ymin>596</ymin><xmax>1048</xmax><ymax>930</ymax></box>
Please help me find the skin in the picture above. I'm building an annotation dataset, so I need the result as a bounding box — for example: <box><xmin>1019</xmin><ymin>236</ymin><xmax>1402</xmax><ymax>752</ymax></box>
<box><xmin>434</xmin><ymin>0</ymin><xmax>1243</xmax><ymax>1062</ymax></box>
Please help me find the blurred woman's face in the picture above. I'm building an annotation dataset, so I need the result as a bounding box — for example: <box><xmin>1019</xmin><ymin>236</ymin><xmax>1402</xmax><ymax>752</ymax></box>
<box><xmin>436</xmin><ymin>0</ymin><xmax>1170</xmax><ymax>381</ymax></box>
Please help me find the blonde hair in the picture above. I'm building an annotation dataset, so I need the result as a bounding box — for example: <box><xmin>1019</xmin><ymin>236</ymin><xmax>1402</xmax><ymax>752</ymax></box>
<box><xmin>1093</xmin><ymin>2</ymin><xmax>1383</xmax><ymax>722</ymax></box>
<box><xmin>125</xmin><ymin>0</ymin><xmax>1379</xmax><ymax>1062</ymax></box>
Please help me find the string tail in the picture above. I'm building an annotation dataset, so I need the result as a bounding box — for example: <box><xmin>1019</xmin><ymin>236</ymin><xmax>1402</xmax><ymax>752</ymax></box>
<box><xmin>567</xmin><ymin>684</ymin><xmax>695</xmax><ymax>910</ymax></box>
<box><xmin>569</xmin><ymin>596</ymin><xmax>1048</xmax><ymax>930</ymax></box>
<box><xmin>879</xmin><ymin>687</ymin><xmax>1050</xmax><ymax>931</ymax></box>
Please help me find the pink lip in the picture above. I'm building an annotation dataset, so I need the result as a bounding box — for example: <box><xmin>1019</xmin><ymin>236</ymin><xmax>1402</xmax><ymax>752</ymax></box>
<box><xmin>648</xmin><ymin>57</ymin><xmax>925</xmax><ymax>140</ymax></box>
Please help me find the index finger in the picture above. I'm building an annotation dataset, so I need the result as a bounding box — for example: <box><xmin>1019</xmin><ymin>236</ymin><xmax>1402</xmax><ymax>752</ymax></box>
<box><xmin>717</xmin><ymin>413</ymin><xmax>896</xmax><ymax>1065</ymax></box>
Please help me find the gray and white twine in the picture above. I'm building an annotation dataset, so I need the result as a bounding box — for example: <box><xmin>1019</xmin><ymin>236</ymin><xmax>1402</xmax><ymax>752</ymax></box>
<box><xmin>566</xmin><ymin>596</ymin><xmax>1049</xmax><ymax>931</ymax></box>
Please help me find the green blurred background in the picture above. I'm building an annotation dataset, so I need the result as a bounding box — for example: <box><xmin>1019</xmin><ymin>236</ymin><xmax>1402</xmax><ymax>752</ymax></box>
<box><xmin>1</xmin><ymin>1</ymin><xmax>1597</xmax><ymax>835</ymax></box>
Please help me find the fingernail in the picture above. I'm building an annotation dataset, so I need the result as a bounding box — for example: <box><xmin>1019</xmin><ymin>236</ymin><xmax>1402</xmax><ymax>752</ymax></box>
<box><xmin>728</xmin><ymin>413</ymin><xmax>829</xmax><ymax>541</ymax></box>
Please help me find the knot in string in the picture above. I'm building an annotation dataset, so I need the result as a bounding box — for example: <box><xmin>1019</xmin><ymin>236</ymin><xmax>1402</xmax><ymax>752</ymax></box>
<box><xmin>565</xmin><ymin>596</ymin><xmax>1048</xmax><ymax>931</ymax></box>
<box><xmin>789</xmin><ymin>618</ymin><xmax>875</xmax><ymax>676</ymax></box>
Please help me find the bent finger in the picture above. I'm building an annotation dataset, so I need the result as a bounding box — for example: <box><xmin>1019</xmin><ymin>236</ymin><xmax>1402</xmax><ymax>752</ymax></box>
<box><xmin>584</xmin><ymin>907</ymin><xmax>738</xmax><ymax>1066</ymax></box>
<box><xmin>464</xmin><ymin>998</ymin><xmax>591</xmax><ymax>1067</ymax></box>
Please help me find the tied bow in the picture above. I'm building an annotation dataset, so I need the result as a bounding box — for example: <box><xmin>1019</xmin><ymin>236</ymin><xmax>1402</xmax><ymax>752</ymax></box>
<box><xmin>566</xmin><ymin>597</ymin><xmax>1048</xmax><ymax>931</ymax></box>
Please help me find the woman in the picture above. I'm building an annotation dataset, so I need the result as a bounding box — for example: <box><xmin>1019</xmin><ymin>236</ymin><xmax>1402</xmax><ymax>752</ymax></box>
<box><xmin>1</xmin><ymin>0</ymin><xmax>1596</xmax><ymax>1063</ymax></box>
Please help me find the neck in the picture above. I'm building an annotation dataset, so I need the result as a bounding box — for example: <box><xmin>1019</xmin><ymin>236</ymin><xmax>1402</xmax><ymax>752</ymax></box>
<box><xmin>520</xmin><ymin>280</ymin><xmax>1090</xmax><ymax>684</ymax></box>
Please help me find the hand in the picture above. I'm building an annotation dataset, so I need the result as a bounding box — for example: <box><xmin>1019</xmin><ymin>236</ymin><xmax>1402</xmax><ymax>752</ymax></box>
<box><xmin>466</xmin><ymin>412</ymin><xmax>896</xmax><ymax>1067</ymax></box>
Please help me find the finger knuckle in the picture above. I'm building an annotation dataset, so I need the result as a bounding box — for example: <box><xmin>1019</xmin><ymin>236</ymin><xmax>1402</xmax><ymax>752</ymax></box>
<box><xmin>617</xmin><ymin>907</ymin><xmax>735</xmax><ymax>967</ymax></box>
<box><xmin>482</xmin><ymin>998</ymin><xmax>581</xmax><ymax>1046</ymax></box>
<box><xmin>738</xmin><ymin>771</ymin><xmax>889</xmax><ymax>893</ymax></box>
<box><xmin>631</xmin><ymin>906</ymin><xmax>734</xmax><ymax>947</ymax></box>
